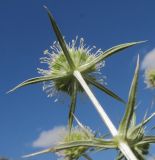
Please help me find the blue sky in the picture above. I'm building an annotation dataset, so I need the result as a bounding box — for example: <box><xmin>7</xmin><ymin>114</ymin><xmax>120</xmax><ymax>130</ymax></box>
<box><xmin>1</xmin><ymin>0</ymin><xmax>155</xmax><ymax>159</ymax></box>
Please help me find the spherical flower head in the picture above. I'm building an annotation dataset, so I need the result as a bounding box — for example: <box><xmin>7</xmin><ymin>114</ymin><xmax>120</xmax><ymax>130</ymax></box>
<box><xmin>144</xmin><ymin>69</ymin><xmax>155</xmax><ymax>88</ymax></box>
<box><xmin>38</xmin><ymin>37</ymin><xmax>105</xmax><ymax>97</ymax></box>
<box><xmin>56</xmin><ymin>126</ymin><xmax>95</xmax><ymax>160</ymax></box>
<box><xmin>127</xmin><ymin>127</ymin><xmax>150</xmax><ymax>157</ymax></box>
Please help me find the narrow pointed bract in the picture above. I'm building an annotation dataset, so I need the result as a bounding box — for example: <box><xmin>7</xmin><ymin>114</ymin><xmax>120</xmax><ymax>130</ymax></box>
<box><xmin>7</xmin><ymin>75</ymin><xmax>66</xmax><ymax>93</ymax></box>
<box><xmin>44</xmin><ymin>6</ymin><xmax>75</xmax><ymax>69</ymax></box>
<box><xmin>119</xmin><ymin>55</ymin><xmax>139</xmax><ymax>138</ymax></box>
<box><xmin>79</xmin><ymin>42</ymin><xmax>145</xmax><ymax>73</ymax></box>
<box><xmin>84</xmin><ymin>75</ymin><xmax>125</xmax><ymax>104</ymax></box>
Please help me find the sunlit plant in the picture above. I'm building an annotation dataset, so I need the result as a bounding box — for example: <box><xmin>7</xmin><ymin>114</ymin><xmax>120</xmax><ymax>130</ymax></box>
<box><xmin>9</xmin><ymin>5</ymin><xmax>155</xmax><ymax>160</ymax></box>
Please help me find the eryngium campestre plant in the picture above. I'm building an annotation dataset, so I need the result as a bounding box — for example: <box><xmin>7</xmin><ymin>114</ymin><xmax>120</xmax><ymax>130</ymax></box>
<box><xmin>8</xmin><ymin>6</ymin><xmax>144</xmax><ymax>130</ymax></box>
<box><xmin>23</xmin><ymin>63</ymin><xmax>155</xmax><ymax>160</ymax></box>
<box><xmin>22</xmin><ymin>57</ymin><xmax>155</xmax><ymax>160</ymax></box>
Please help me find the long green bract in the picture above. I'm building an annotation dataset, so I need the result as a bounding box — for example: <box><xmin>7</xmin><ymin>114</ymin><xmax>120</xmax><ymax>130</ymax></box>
<box><xmin>79</xmin><ymin>41</ymin><xmax>145</xmax><ymax>73</ymax></box>
<box><xmin>8</xmin><ymin>74</ymin><xmax>69</xmax><ymax>93</ymax></box>
<box><xmin>84</xmin><ymin>75</ymin><xmax>125</xmax><ymax>104</ymax></box>
<box><xmin>44</xmin><ymin>6</ymin><xmax>75</xmax><ymax>69</ymax></box>
<box><xmin>23</xmin><ymin>139</ymin><xmax>115</xmax><ymax>158</ymax></box>
<box><xmin>119</xmin><ymin>55</ymin><xmax>139</xmax><ymax>138</ymax></box>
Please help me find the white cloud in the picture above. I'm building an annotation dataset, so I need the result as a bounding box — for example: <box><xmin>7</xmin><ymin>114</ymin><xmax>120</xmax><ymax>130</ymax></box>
<box><xmin>141</xmin><ymin>48</ymin><xmax>155</xmax><ymax>70</ymax></box>
<box><xmin>32</xmin><ymin>126</ymin><xmax>67</xmax><ymax>148</ymax></box>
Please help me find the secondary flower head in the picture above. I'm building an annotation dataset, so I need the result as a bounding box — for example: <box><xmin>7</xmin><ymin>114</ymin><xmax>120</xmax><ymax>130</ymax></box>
<box><xmin>141</xmin><ymin>48</ymin><xmax>155</xmax><ymax>89</ymax></box>
<box><xmin>56</xmin><ymin>126</ymin><xmax>95</xmax><ymax>160</ymax></box>
<box><xmin>144</xmin><ymin>69</ymin><xmax>155</xmax><ymax>88</ymax></box>
<box><xmin>38</xmin><ymin>37</ymin><xmax>104</xmax><ymax>97</ymax></box>
<box><xmin>24</xmin><ymin>125</ymin><xmax>96</xmax><ymax>160</ymax></box>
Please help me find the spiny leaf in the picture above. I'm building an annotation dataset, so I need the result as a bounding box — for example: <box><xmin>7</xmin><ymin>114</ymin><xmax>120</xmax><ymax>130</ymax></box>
<box><xmin>23</xmin><ymin>139</ymin><xmax>110</xmax><ymax>158</ymax></box>
<box><xmin>44</xmin><ymin>6</ymin><xmax>75</xmax><ymax>69</ymax></box>
<box><xmin>84</xmin><ymin>75</ymin><xmax>125</xmax><ymax>104</ymax></box>
<box><xmin>68</xmin><ymin>80</ymin><xmax>77</xmax><ymax>131</ymax></box>
<box><xmin>79</xmin><ymin>41</ymin><xmax>146</xmax><ymax>73</ymax></box>
<box><xmin>7</xmin><ymin>75</ymin><xmax>65</xmax><ymax>93</ymax></box>
<box><xmin>119</xmin><ymin>55</ymin><xmax>139</xmax><ymax>138</ymax></box>
<box><xmin>23</xmin><ymin>138</ymin><xmax>117</xmax><ymax>158</ymax></box>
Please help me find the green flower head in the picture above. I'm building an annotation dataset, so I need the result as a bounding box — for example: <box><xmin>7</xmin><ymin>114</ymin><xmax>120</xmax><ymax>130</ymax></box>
<box><xmin>144</xmin><ymin>69</ymin><xmax>155</xmax><ymax>88</ymax></box>
<box><xmin>23</xmin><ymin>125</ymin><xmax>99</xmax><ymax>160</ymax></box>
<box><xmin>38</xmin><ymin>37</ymin><xmax>104</xmax><ymax>97</ymax></box>
<box><xmin>56</xmin><ymin>126</ymin><xmax>94</xmax><ymax>160</ymax></box>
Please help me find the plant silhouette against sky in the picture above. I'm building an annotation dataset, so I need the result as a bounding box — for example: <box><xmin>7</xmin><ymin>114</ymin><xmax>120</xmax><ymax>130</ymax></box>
<box><xmin>9</xmin><ymin>6</ymin><xmax>154</xmax><ymax>160</ymax></box>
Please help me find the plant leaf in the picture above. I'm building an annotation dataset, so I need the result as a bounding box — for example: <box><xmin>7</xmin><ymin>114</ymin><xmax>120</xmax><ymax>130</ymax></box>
<box><xmin>7</xmin><ymin>75</ymin><xmax>65</xmax><ymax>93</ymax></box>
<box><xmin>84</xmin><ymin>75</ymin><xmax>125</xmax><ymax>104</ymax></box>
<box><xmin>24</xmin><ymin>138</ymin><xmax>116</xmax><ymax>158</ymax></box>
<box><xmin>23</xmin><ymin>139</ymin><xmax>114</xmax><ymax>158</ymax></box>
<box><xmin>119</xmin><ymin>55</ymin><xmax>139</xmax><ymax>138</ymax></box>
<box><xmin>68</xmin><ymin>80</ymin><xmax>77</xmax><ymax>131</ymax></box>
<box><xmin>44</xmin><ymin>6</ymin><xmax>75</xmax><ymax>69</ymax></box>
<box><xmin>79</xmin><ymin>41</ymin><xmax>145</xmax><ymax>73</ymax></box>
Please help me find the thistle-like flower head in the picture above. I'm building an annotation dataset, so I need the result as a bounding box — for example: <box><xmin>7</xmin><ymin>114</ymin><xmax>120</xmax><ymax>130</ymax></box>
<box><xmin>23</xmin><ymin>124</ymin><xmax>102</xmax><ymax>160</ymax></box>
<box><xmin>38</xmin><ymin>37</ymin><xmax>104</xmax><ymax>97</ymax></box>
<box><xmin>144</xmin><ymin>69</ymin><xmax>155</xmax><ymax>88</ymax></box>
<box><xmin>56</xmin><ymin>126</ymin><xmax>94</xmax><ymax>160</ymax></box>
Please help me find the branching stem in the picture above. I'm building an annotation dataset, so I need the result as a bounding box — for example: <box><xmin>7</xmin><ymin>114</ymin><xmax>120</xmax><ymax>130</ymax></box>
<box><xmin>73</xmin><ymin>70</ymin><xmax>138</xmax><ymax>160</ymax></box>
